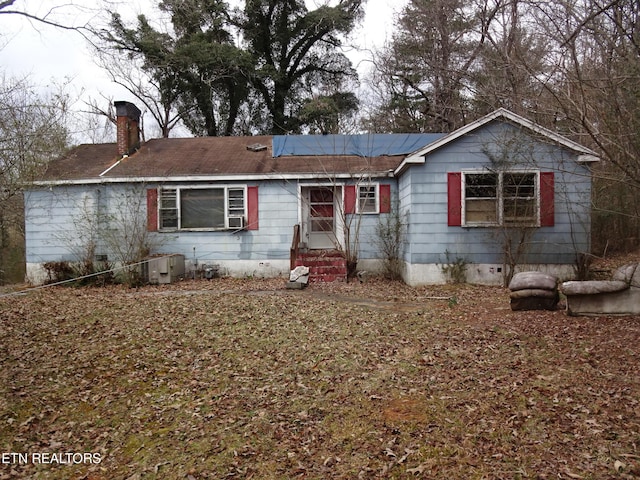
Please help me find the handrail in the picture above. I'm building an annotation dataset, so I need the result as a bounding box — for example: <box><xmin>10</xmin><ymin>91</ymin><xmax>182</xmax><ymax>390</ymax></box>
<box><xmin>290</xmin><ymin>224</ymin><xmax>301</xmax><ymax>271</ymax></box>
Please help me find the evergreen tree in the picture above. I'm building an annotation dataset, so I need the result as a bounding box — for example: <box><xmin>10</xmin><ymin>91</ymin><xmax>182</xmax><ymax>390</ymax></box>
<box><xmin>236</xmin><ymin>0</ymin><xmax>364</xmax><ymax>134</ymax></box>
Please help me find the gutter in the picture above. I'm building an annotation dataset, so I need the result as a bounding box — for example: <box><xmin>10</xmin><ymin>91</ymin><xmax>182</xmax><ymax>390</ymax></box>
<box><xmin>394</xmin><ymin>154</ymin><xmax>426</xmax><ymax>176</ymax></box>
<box><xmin>29</xmin><ymin>170</ymin><xmax>396</xmax><ymax>187</ymax></box>
<box><xmin>577</xmin><ymin>154</ymin><xmax>599</xmax><ymax>164</ymax></box>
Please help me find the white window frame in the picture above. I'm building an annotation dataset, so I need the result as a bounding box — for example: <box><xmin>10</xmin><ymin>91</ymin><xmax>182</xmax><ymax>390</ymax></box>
<box><xmin>462</xmin><ymin>171</ymin><xmax>540</xmax><ymax>227</ymax></box>
<box><xmin>355</xmin><ymin>183</ymin><xmax>380</xmax><ymax>214</ymax></box>
<box><xmin>158</xmin><ymin>185</ymin><xmax>247</xmax><ymax>231</ymax></box>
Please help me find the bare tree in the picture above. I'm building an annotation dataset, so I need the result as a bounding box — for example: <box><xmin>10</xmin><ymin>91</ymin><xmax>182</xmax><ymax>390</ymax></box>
<box><xmin>528</xmin><ymin>0</ymin><xmax>640</xmax><ymax>252</ymax></box>
<box><xmin>473</xmin><ymin>0</ymin><xmax>552</xmax><ymax>120</ymax></box>
<box><xmin>365</xmin><ymin>0</ymin><xmax>640</xmax><ymax>254</ymax></box>
<box><xmin>87</xmin><ymin>51</ymin><xmax>186</xmax><ymax>139</ymax></box>
<box><xmin>0</xmin><ymin>1</ymin><xmax>98</xmax><ymax>42</ymax></box>
<box><xmin>0</xmin><ymin>75</ymin><xmax>71</xmax><ymax>282</ymax></box>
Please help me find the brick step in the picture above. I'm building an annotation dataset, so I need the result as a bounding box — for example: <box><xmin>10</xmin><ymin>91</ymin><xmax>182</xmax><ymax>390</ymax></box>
<box><xmin>304</xmin><ymin>259</ymin><xmax>346</xmax><ymax>266</ymax></box>
<box><xmin>294</xmin><ymin>250</ymin><xmax>347</xmax><ymax>283</ymax></box>
<box><xmin>295</xmin><ymin>258</ymin><xmax>346</xmax><ymax>266</ymax></box>
<box><xmin>296</xmin><ymin>253</ymin><xmax>345</xmax><ymax>262</ymax></box>
<box><xmin>310</xmin><ymin>273</ymin><xmax>345</xmax><ymax>283</ymax></box>
<box><xmin>305</xmin><ymin>268</ymin><xmax>348</xmax><ymax>278</ymax></box>
<box><xmin>296</xmin><ymin>266</ymin><xmax>347</xmax><ymax>282</ymax></box>
<box><xmin>304</xmin><ymin>264</ymin><xmax>347</xmax><ymax>273</ymax></box>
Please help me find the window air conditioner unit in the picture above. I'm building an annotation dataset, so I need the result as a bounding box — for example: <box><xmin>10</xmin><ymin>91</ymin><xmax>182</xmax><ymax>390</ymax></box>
<box><xmin>228</xmin><ymin>215</ymin><xmax>245</xmax><ymax>229</ymax></box>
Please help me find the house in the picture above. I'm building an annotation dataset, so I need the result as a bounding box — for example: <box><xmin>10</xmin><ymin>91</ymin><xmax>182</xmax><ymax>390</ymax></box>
<box><xmin>23</xmin><ymin>101</ymin><xmax>598</xmax><ymax>286</ymax></box>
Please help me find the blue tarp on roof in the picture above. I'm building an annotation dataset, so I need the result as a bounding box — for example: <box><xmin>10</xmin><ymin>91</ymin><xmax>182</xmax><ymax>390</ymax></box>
<box><xmin>272</xmin><ymin>133</ymin><xmax>445</xmax><ymax>158</ymax></box>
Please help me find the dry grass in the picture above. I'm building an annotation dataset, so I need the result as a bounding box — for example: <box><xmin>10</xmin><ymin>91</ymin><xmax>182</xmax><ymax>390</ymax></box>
<box><xmin>1</xmin><ymin>277</ymin><xmax>639</xmax><ymax>479</ymax></box>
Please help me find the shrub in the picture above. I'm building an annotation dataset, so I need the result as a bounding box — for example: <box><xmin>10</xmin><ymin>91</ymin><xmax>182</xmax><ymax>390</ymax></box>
<box><xmin>374</xmin><ymin>207</ymin><xmax>407</xmax><ymax>280</ymax></box>
<box><xmin>439</xmin><ymin>250</ymin><xmax>468</xmax><ymax>284</ymax></box>
<box><xmin>43</xmin><ymin>261</ymin><xmax>75</xmax><ymax>284</ymax></box>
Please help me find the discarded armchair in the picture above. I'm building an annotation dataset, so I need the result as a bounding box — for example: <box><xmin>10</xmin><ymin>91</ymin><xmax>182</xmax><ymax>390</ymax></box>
<box><xmin>560</xmin><ymin>263</ymin><xmax>640</xmax><ymax>316</ymax></box>
<box><xmin>509</xmin><ymin>271</ymin><xmax>560</xmax><ymax>311</ymax></box>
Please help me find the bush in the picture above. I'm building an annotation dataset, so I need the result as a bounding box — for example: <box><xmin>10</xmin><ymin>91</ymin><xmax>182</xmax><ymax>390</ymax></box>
<box><xmin>439</xmin><ymin>250</ymin><xmax>468</xmax><ymax>284</ymax></box>
<box><xmin>43</xmin><ymin>261</ymin><xmax>75</xmax><ymax>284</ymax></box>
<box><xmin>42</xmin><ymin>260</ymin><xmax>117</xmax><ymax>286</ymax></box>
<box><xmin>374</xmin><ymin>207</ymin><xmax>407</xmax><ymax>280</ymax></box>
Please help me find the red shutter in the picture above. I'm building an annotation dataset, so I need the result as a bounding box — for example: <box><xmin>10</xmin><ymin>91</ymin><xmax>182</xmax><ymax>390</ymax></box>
<box><xmin>447</xmin><ymin>172</ymin><xmax>462</xmax><ymax>226</ymax></box>
<box><xmin>344</xmin><ymin>185</ymin><xmax>356</xmax><ymax>214</ymax></box>
<box><xmin>247</xmin><ymin>186</ymin><xmax>259</xmax><ymax>230</ymax></box>
<box><xmin>540</xmin><ymin>172</ymin><xmax>554</xmax><ymax>227</ymax></box>
<box><xmin>147</xmin><ymin>188</ymin><xmax>158</xmax><ymax>232</ymax></box>
<box><xmin>379</xmin><ymin>184</ymin><xmax>391</xmax><ymax>213</ymax></box>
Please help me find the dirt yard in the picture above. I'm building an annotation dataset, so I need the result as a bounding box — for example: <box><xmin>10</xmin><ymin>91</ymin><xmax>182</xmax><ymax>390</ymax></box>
<box><xmin>1</xmin><ymin>276</ymin><xmax>639</xmax><ymax>479</ymax></box>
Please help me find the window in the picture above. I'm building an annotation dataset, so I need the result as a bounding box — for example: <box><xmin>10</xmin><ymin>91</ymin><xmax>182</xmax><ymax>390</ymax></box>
<box><xmin>357</xmin><ymin>184</ymin><xmax>379</xmax><ymax>214</ymax></box>
<box><xmin>228</xmin><ymin>189</ymin><xmax>245</xmax><ymax>216</ymax></box>
<box><xmin>502</xmin><ymin>172</ymin><xmax>536</xmax><ymax>225</ymax></box>
<box><xmin>463</xmin><ymin>171</ymin><xmax>538</xmax><ymax>226</ymax></box>
<box><xmin>159</xmin><ymin>188</ymin><xmax>178</xmax><ymax>229</ymax></box>
<box><xmin>464</xmin><ymin>173</ymin><xmax>498</xmax><ymax>224</ymax></box>
<box><xmin>158</xmin><ymin>186</ymin><xmax>246</xmax><ymax>230</ymax></box>
<box><xmin>343</xmin><ymin>183</ymin><xmax>391</xmax><ymax>215</ymax></box>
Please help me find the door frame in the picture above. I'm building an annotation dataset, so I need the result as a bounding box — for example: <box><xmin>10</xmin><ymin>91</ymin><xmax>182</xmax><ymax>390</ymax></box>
<box><xmin>298</xmin><ymin>183</ymin><xmax>345</xmax><ymax>250</ymax></box>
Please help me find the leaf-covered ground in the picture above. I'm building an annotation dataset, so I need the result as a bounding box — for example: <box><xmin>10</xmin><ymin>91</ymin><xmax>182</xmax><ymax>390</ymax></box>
<box><xmin>1</xmin><ymin>277</ymin><xmax>639</xmax><ymax>479</ymax></box>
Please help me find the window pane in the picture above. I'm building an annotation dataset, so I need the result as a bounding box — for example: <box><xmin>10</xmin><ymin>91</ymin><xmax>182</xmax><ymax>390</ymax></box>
<box><xmin>311</xmin><ymin>219</ymin><xmax>334</xmax><ymax>232</ymax></box>
<box><xmin>466</xmin><ymin>198</ymin><xmax>497</xmax><ymax>223</ymax></box>
<box><xmin>309</xmin><ymin>186</ymin><xmax>334</xmax><ymax>231</ymax></box>
<box><xmin>228</xmin><ymin>188</ymin><xmax>245</xmax><ymax>215</ymax></box>
<box><xmin>160</xmin><ymin>189</ymin><xmax>177</xmax><ymax>208</ymax></box>
<box><xmin>503</xmin><ymin>173</ymin><xmax>536</xmax><ymax>225</ymax></box>
<box><xmin>311</xmin><ymin>204</ymin><xmax>334</xmax><ymax>218</ymax></box>
<box><xmin>503</xmin><ymin>173</ymin><xmax>535</xmax><ymax>198</ymax></box>
<box><xmin>466</xmin><ymin>173</ymin><xmax>497</xmax><ymax>198</ymax></box>
<box><xmin>310</xmin><ymin>188</ymin><xmax>333</xmax><ymax>203</ymax></box>
<box><xmin>358</xmin><ymin>185</ymin><xmax>377</xmax><ymax>213</ymax></box>
<box><xmin>465</xmin><ymin>173</ymin><xmax>497</xmax><ymax>224</ymax></box>
<box><xmin>181</xmin><ymin>189</ymin><xmax>224</xmax><ymax>229</ymax></box>
<box><xmin>504</xmin><ymin>199</ymin><xmax>536</xmax><ymax>224</ymax></box>
<box><xmin>309</xmin><ymin>187</ymin><xmax>334</xmax><ymax>230</ymax></box>
<box><xmin>160</xmin><ymin>210</ymin><xmax>178</xmax><ymax>229</ymax></box>
<box><xmin>160</xmin><ymin>189</ymin><xmax>178</xmax><ymax>229</ymax></box>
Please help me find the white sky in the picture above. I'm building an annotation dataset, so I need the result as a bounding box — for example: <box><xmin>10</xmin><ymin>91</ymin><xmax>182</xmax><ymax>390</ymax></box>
<box><xmin>0</xmin><ymin>0</ymin><xmax>404</xmax><ymax>141</ymax></box>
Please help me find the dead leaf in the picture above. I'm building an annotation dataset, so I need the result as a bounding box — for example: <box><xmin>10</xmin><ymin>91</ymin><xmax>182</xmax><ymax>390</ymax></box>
<box><xmin>1</xmin><ymin>278</ymin><xmax>639</xmax><ymax>479</ymax></box>
<box><xmin>564</xmin><ymin>470</ymin><xmax>584</xmax><ymax>479</ymax></box>
<box><xmin>407</xmin><ymin>463</ymin><xmax>429</xmax><ymax>475</ymax></box>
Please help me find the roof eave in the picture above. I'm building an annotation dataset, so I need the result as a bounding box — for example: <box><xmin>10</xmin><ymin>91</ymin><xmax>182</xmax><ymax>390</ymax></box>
<box><xmin>30</xmin><ymin>170</ymin><xmax>396</xmax><ymax>187</ymax></box>
<box><xmin>394</xmin><ymin>155</ymin><xmax>425</xmax><ymax>176</ymax></box>
<box><xmin>577</xmin><ymin>154</ymin><xmax>600</xmax><ymax>164</ymax></box>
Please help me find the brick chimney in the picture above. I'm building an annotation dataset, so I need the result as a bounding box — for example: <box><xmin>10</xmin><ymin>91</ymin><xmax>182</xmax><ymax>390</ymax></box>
<box><xmin>114</xmin><ymin>101</ymin><xmax>141</xmax><ymax>157</ymax></box>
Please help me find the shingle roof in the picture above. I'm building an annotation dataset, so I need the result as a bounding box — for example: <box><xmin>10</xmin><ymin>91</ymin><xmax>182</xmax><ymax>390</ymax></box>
<box><xmin>40</xmin><ymin>136</ymin><xmax>407</xmax><ymax>183</ymax></box>
<box><xmin>39</xmin><ymin>108</ymin><xmax>598</xmax><ymax>185</ymax></box>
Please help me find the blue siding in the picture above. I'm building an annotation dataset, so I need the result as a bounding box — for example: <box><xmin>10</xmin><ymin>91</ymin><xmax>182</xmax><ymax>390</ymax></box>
<box><xmin>343</xmin><ymin>182</ymin><xmax>399</xmax><ymax>261</ymax></box>
<box><xmin>25</xmin><ymin>186</ymin><xmax>104</xmax><ymax>263</ymax></box>
<box><xmin>400</xmin><ymin>122</ymin><xmax>592</xmax><ymax>267</ymax></box>
<box><xmin>24</xmin><ymin>182</ymin><xmax>297</xmax><ymax>265</ymax></box>
<box><xmin>25</xmin><ymin>179</ymin><xmax>398</xmax><ymax>269</ymax></box>
<box><xmin>24</xmin><ymin>120</ymin><xmax>593</xmax><ymax>283</ymax></box>
<box><xmin>148</xmin><ymin>181</ymin><xmax>298</xmax><ymax>263</ymax></box>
